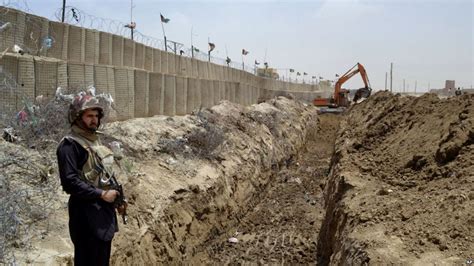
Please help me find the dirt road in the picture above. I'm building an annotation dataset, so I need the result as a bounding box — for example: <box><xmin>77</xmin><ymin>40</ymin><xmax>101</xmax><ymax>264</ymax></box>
<box><xmin>192</xmin><ymin>114</ymin><xmax>341</xmax><ymax>264</ymax></box>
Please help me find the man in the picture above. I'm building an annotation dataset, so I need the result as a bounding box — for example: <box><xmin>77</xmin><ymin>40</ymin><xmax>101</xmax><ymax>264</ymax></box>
<box><xmin>57</xmin><ymin>92</ymin><xmax>125</xmax><ymax>265</ymax></box>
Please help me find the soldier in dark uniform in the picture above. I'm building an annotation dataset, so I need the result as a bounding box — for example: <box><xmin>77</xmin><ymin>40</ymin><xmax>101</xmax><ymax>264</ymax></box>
<box><xmin>57</xmin><ymin>91</ymin><xmax>126</xmax><ymax>266</ymax></box>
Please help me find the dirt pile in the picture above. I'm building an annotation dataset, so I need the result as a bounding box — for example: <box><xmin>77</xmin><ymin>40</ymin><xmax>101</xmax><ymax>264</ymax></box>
<box><xmin>107</xmin><ymin>98</ymin><xmax>318</xmax><ymax>264</ymax></box>
<box><xmin>318</xmin><ymin>92</ymin><xmax>473</xmax><ymax>264</ymax></box>
<box><xmin>2</xmin><ymin>96</ymin><xmax>319</xmax><ymax>264</ymax></box>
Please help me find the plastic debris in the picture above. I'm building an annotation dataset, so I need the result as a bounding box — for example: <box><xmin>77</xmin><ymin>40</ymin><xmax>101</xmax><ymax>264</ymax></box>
<box><xmin>0</xmin><ymin>22</ymin><xmax>12</xmax><ymax>32</ymax></box>
<box><xmin>13</xmin><ymin>44</ymin><xmax>24</xmax><ymax>55</ymax></box>
<box><xmin>3</xmin><ymin>127</ymin><xmax>18</xmax><ymax>142</ymax></box>
<box><xmin>228</xmin><ymin>237</ymin><xmax>239</xmax><ymax>243</ymax></box>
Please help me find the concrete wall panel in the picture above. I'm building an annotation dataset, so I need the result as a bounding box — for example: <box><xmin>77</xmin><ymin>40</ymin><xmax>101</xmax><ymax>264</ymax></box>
<box><xmin>163</xmin><ymin>74</ymin><xmax>176</xmax><ymax>116</ymax></box>
<box><xmin>18</xmin><ymin>56</ymin><xmax>35</xmax><ymax>100</ymax></box>
<box><xmin>212</xmin><ymin>80</ymin><xmax>220</xmax><ymax>104</ymax></box>
<box><xmin>144</xmin><ymin>46</ymin><xmax>153</xmax><ymax>71</ymax></box>
<box><xmin>152</xmin><ymin>48</ymin><xmax>161</xmax><ymax>73</ymax></box>
<box><xmin>85</xmin><ymin>64</ymin><xmax>94</xmax><ymax>87</ymax></box>
<box><xmin>84</xmin><ymin>29</ymin><xmax>99</xmax><ymax>64</ymax></box>
<box><xmin>135</xmin><ymin>43</ymin><xmax>145</xmax><ymax>70</ymax></box>
<box><xmin>112</xmin><ymin>35</ymin><xmax>123</xmax><ymax>67</ymax></box>
<box><xmin>123</xmin><ymin>39</ymin><xmax>134</xmax><ymax>67</ymax></box>
<box><xmin>191</xmin><ymin>59</ymin><xmax>199</xmax><ymax>78</ymax></box>
<box><xmin>48</xmin><ymin>22</ymin><xmax>68</xmax><ymax>60</ymax></box>
<box><xmin>200</xmin><ymin>79</ymin><xmax>213</xmax><ymax>108</ymax></box>
<box><xmin>0</xmin><ymin>8</ymin><xmax>25</xmax><ymax>53</ymax></box>
<box><xmin>114</xmin><ymin>68</ymin><xmax>134</xmax><ymax>120</ymax></box>
<box><xmin>24</xmin><ymin>13</ymin><xmax>49</xmax><ymax>56</ymax></box>
<box><xmin>34</xmin><ymin>59</ymin><xmax>58</xmax><ymax>98</ymax></box>
<box><xmin>99</xmin><ymin>32</ymin><xmax>113</xmax><ymax>65</ymax></box>
<box><xmin>168</xmin><ymin>53</ymin><xmax>176</xmax><ymax>75</ymax></box>
<box><xmin>160</xmin><ymin>50</ymin><xmax>168</xmax><ymax>74</ymax></box>
<box><xmin>186</xmin><ymin>78</ymin><xmax>201</xmax><ymax>112</ymax></box>
<box><xmin>0</xmin><ymin>55</ymin><xmax>19</xmax><ymax>113</ymax></box>
<box><xmin>175</xmin><ymin>76</ymin><xmax>187</xmax><ymax>115</ymax></box>
<box><xmin>134</xmin><ymin>70</ymin><xmax>149</xmax><ymax>117</ymax></box>
<box><xmin>148</xmin><ymin>72</ymin><xmax>163</xmax><ymax>116</ymax></box>
<box><xmin>67</xmin><ymin>26</ymin><xmax>83</xmax><ymax>62</ymax></box>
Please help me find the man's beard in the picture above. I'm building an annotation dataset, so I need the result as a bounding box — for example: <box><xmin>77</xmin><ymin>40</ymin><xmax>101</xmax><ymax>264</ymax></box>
<box><xmin>78</xmin><ymin>120</ymin><xmax>99</xmax><ymax>132</ymax></box>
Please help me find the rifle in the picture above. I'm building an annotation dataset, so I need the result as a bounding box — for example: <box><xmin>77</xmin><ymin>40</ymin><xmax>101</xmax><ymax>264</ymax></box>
<box><xmin>108</xmin><ymin>173</ymin><xmax>128</xmax><ymax>224</ymax></box>
<box><xmin>93</xmin><ymin>150</ymin><xmax>128</xmax><ymax>224</ymax></box>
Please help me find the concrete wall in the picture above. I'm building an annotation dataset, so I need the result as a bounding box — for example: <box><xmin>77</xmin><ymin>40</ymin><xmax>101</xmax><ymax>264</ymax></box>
<box><xmin>0</xmin><ymin>6</ymin><xmax>330</xmax><ymax>119</ymax></box>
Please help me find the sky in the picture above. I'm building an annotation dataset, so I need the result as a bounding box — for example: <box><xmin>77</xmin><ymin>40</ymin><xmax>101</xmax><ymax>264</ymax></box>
<box><xmin>5</xmin><ymin>0</ymin><xmax>473</xmax><ymax>92</ymax></box>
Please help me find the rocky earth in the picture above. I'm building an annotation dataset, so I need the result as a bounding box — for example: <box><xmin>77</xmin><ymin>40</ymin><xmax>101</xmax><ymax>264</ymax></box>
<box><xmin>2</xmin><ymin>92</ymin><xmax>473</xmax><ymax>265</ymax></box>
<box><xmin>318</xmin><ymin>92</ymin><xmax>474</xmax><ymax>265</ymax></box>
<box><xmin>2</xmin><ymin>96</ymin><xmax>322</xmax><ymax>264</ymax></box>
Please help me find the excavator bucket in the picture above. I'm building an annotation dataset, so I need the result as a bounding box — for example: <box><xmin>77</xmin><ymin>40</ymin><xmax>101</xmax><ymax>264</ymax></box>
<box><xmin>353</xmin><ymin>87</ymin><xmax>372</xmax><ymax>103</ymax></box>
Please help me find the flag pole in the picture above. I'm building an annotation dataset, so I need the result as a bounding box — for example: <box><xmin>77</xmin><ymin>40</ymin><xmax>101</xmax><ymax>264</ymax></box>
<box><xmin>61</xmin><ymin>0</ymin><xmax>66</xmax><ymax>22</ymax></box>
<box><xmin>161</xmin><ymin>19</ymin><xmax>167</xmax><ymax>51</ymax></box>
<box><xmin>130</xmin><ymin>0</ymin><xmax>134</xmax><ymax>40</ymax></box>
<box><xmin>191</xmin><ymin>26</ymin><xmax>194</xmax><ymax>58</ymax></box>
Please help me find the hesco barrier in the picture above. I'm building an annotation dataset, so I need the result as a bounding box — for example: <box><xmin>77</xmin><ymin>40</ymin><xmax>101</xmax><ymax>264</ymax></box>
<box><xmin>0</xmin><ymin>6</ymin><xmax>332</xmax><ymax>119</ymax></box>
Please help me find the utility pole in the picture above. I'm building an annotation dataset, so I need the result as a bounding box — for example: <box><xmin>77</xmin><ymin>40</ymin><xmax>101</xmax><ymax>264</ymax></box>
<box><xmin>385</xmin><ymin>72</ymin><xmax>387</xmax><ymax>90</ymax></box>
<box><xmin>390</xmin><ymin>62</ymin><xmax>393</xmax><ymax>93</ymax></box>
<box><xmin>403</xmin><ymin>79</ymin><xmax>406</xmax><ymax>93</ymax></box>
<box><xmin>61</xmin><ymin>0</ymin><xmax>66</xmax><ymax>23</ymax></box>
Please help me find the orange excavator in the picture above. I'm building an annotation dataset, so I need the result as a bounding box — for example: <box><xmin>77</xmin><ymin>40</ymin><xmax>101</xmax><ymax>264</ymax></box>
<box><xmin>313</xmin><ymin>63</ymin><xmax>372</xmax><ymax>109</ymax></box>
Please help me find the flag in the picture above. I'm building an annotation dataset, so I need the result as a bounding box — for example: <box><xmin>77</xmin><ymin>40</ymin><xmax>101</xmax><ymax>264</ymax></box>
<box><xmin>160</xmin><ymin>14</ymin><xmax>170</xmax><ymax>23</ymax></box>
<box><xmin>193</xmin><ymin>46</ymin><xmax>200</xmax><ymax>52</ymax></box>
<box><xmin>297</xmin><ymin>72</ymin><xmax>301</xmax><ymax>76</ymax></box>
<box><xmin>335</xmin><ymin>74</ymin><xmax>340</xmax><ymax>77</ymax></box>
<box><xmin>226</xmin><ymin>57</ymin><xmax>231</xmax><ymax>64</ymax></box>
<box><xmin>254</xmin><ymin>60</ymin><xmax>260</xmax><ymax>65</ymax></box>
<box><xmin>208</xmin><ymin>42</ymin><xmax>215</xmax><ymax>52</ymax></box>
<box><xmin>319</xmin><ymin>76</ymin><xmax>324</xmax><ymax>79</ymax></box>
<box><xmin>312</xmin><ymin>76</ymin><xmax>316</xmax><ymax>79</ymax></box>
<box><xmin>303</xmin><ymin>72</ymin><xmax>308</xmax><ymax>75</ymax></box>
<box><xmin>242</xmin><ymin>49</ymin><xmax>249</xmax><ymax>55</ymax></box>
<box><xmin>124</xmin><ymin>22</ymin><xmax>136</xmax><ymax>29</ymax></box>
<box><xmin>289</xmin><ymin>69</ymin><xmax>295</xmax><ymax>73</ymax></box>
<box><xmin>179</xmin><ymin>50</ymin><xmax>184</xmax><ymax>55</ymax></box>
<box><xmin>264</xmin><ymin>62</ymin><xmax>268</xmax><ymax>67</ymax></box>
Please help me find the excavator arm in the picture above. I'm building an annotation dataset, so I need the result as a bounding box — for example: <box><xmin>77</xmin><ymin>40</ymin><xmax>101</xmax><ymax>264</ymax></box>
<box><xmin>334</xmin><ymin>63</ymin><xmax>371</xmax><ymax>106</ymax></box>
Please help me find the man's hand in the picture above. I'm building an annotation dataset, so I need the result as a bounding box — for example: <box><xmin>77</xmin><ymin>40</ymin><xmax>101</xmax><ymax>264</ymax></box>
<box><xmin>117</xmin><ymin>201</ymin><xmax>128</xmax><ymax>215</ymax></box>
<box><xmin>101</xmin><ymin>189</ymin><xmax>119</xmax><ymax>203</ymax></box>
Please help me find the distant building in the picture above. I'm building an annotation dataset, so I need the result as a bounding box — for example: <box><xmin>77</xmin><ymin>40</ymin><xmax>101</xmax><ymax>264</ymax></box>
<box><xmin>256</xmin><ymin>68</ymin><xmax>279</xmax><ymax>79</ymax></box>
<box><xmin>444</xmin><ymin>80</ymin><xmax>456</xmax><ymax>95</ymax></box>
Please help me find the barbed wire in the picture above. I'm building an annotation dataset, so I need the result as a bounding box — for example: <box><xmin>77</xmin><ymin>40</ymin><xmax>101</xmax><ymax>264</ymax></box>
<box><xmin>50</xmin><ymin>5</ymin><xmax>268</xmax><ymax>75</ymax></box>
<box><xmin>1</xmin><ymin>0</ymin><xmax>32</xmax><ymax>13</ymax></box>
<box><xmin>2</xmin><ymin>1</ymin><xmax>320</xmax><ymax>84</ymax></box>
<box><xmin>0</xmin><ymin>147</ymin><xmax>59</xmax><ymax>264</ymax></box>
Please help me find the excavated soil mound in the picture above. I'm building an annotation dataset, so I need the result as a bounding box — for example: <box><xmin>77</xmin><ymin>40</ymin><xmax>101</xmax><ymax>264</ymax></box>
<box><xmin>318</xmin><ymin>92</ymin><xmax>473</xmax><ymax>264</ymax></box>
<box><xmin>3</xmin><ymin>97</ymin><xmax>321</xmax><ymax>264</ymax></box>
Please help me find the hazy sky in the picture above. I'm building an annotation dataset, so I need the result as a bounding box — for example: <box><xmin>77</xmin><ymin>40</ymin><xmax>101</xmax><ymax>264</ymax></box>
<box><xmin>7</xmin><ymin>0</ymin><xmax>473</xmax><ymax>92</ymax></box>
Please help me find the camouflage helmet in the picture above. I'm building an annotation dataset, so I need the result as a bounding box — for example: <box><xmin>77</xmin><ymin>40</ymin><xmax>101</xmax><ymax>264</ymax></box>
<box><xmin>68</xmin><ymin>91</ymin><xmax>105</xmax><ymax>124</ymax></box>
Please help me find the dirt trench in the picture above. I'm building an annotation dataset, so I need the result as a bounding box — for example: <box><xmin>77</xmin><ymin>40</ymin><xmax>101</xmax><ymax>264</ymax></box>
<box><xmin>189</xmin><ymin>114</ymin><xmax>340</xmax><ymax>264</ymax></box>
<box><xmin>107</xmin><ymin>98</ymin><xmax>330</xmax><ymax>265</ymax></box>
<box><xmin>8</xmin><ymin>92</ymin><xmax>472</xmax><ymax>265</ymax></box>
